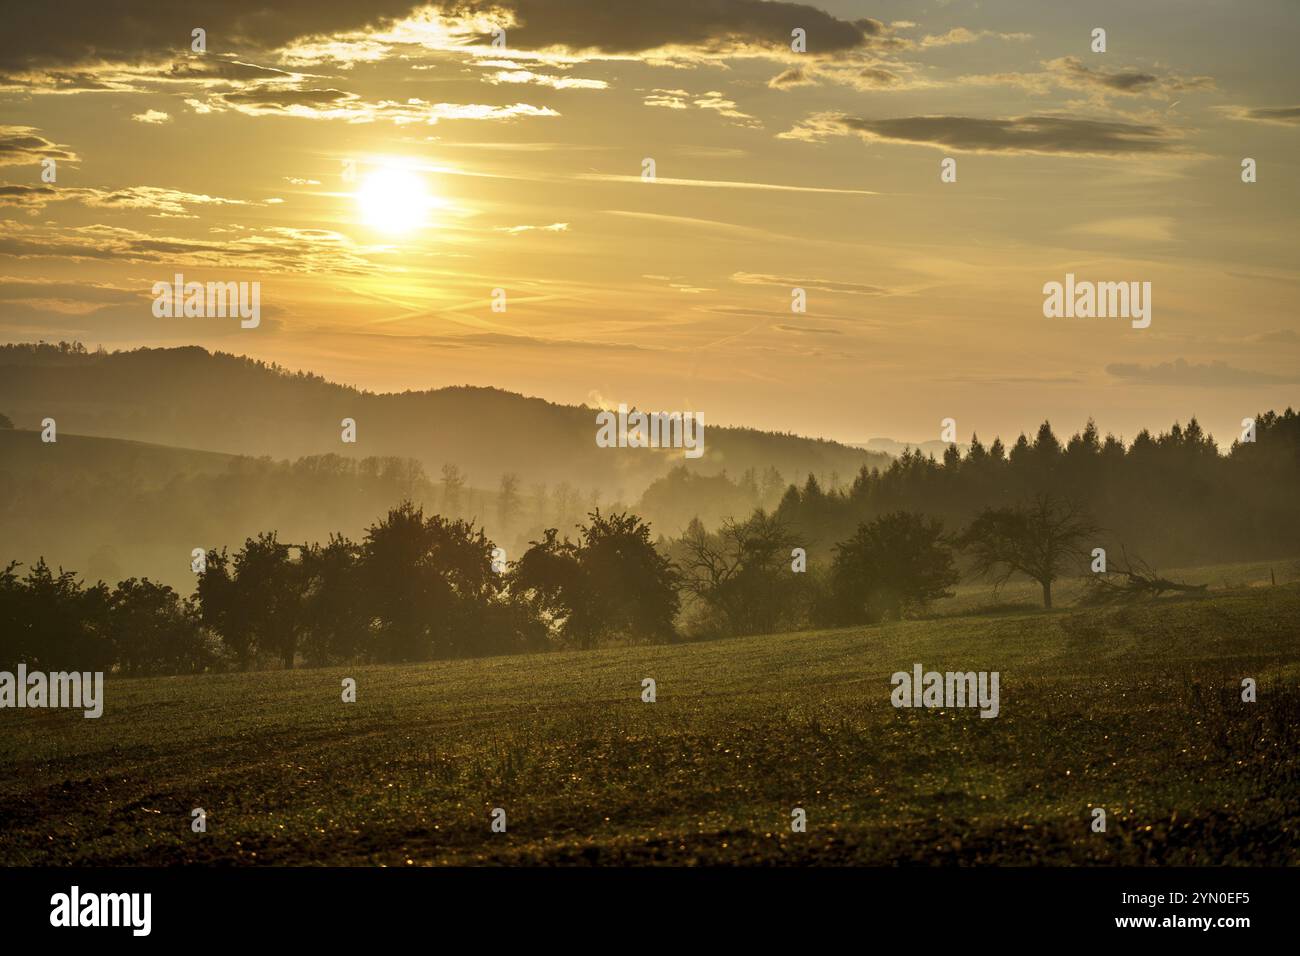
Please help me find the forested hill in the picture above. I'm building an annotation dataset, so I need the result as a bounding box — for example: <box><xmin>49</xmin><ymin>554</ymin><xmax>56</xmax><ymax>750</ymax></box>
<box><xmin>0</xmin><ymin>342</ymin><xmax>887</xmax><ymax>494</ymax></box>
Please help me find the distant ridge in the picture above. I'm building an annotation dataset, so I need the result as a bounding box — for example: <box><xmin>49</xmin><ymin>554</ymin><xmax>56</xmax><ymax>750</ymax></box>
<box><xmin>0</xmin><ymin>342</ymin><xmax>889</xmax><ymax>495</ymax></box>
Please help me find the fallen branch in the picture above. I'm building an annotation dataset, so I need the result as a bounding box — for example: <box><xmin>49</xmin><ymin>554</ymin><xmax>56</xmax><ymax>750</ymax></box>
<box><xmin>1079</xmin><ymin>548</ymin><xmax>1208</xmax><ymax>606</ymax></box>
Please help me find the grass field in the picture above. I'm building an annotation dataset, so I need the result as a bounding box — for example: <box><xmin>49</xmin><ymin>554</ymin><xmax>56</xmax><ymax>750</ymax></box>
<box><xmin>2</xmin><ymin>579</ymin><xmax>1298</xmax><ymax>866</ymax></box>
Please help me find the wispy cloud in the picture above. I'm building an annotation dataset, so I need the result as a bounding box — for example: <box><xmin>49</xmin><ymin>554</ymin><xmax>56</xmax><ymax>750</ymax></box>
<box><xmin>1217</xmin><ymin>105</ymin><xmax>1300</xmax><ymax>126</ymax></box>
<box><xmin>1106</xmin><ymin>358</ymin><xmax>1300</xmax><ymax>387</ymax></box>
<box><xmin>581</xmin><ymin>172</ymin><xmax>879</xmax><ymax>194</ymax></box>
<box><xmin>782</xmin><ymin>112</ymin><xmax>1183</xmax><ymax>156</ymax></box>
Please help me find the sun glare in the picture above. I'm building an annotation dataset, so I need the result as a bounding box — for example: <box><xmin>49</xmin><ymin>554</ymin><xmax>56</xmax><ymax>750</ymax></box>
<box><xmin>356</xmin><ymin>166</ymin><xmax>431</xmax><ymax>234</ymax></box>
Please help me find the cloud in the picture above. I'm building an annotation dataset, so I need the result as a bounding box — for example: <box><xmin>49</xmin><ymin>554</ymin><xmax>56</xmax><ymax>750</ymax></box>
<box><xmin>782</xmin><ymin>112</ymin><xmax>1182</xmax><ymax>156</ymax></box>
<box><xmin>605</xmin><ymin>210</ymin><xmax>789</xmax><ymax>242</ymax></box>
<box><xmin>189</xmin><ymin>87</ymin><xmax>560</xmax><ymax>124</ymax></box>
<box><xmin>582</xmin><ymin>172</ymin><xmax>879</xmax><ymax>195</ymax></box>
<box><xmin>0</xmin><ymin>3</ymin><xmax>422</xmax><ymax>71</ymax></box>
<box><xmin>643</xmin><ymin>88</ymin><xmax>758</xmax><ymax>124</ymax></box>
<box><xmin>0</xmin><ymin>219</ymin><xmax>381</xmax><ymax>276</ymax></box>
<box><xmin>1251</xmin><ymin>329</ymin><xmax>1300</xmax><ymax>345</ymax></box>
<box><xmin>1044</xmin><ymin>56</ymin><xmax>1214</xmax><ymax>97</ymax></box>
<box><xmin>953</xmin><ymin>57</ymin><xmax>1215</xmax><ymax>101</ymax></box>
<box><xmin>0</xmin><ymin>281</ymin><xmax>286</xmax><ymax>338</ymax></box>
<box><xmin>772</xmin><ymin>61</ymin><xmax>929</xmax><ymax>93</ymax></box>
<box><xmin>0</xmin><ymin>55</ymin><xmax>305</xmax><ymax>94</ymax></box>
<box><xmin>643</xmin><ymin>89</ymin><xmax>690</xmax><ymax>109</ymax></box>
<box><xmin>768</xmin><ymin>66</ymin><xmax>816</xmax><ymax>89</ymax></box>
<box><xmin>496</xmin><ymin>222</ymin><xmax>570</xmax><ymax>234</ymax></box>
<box><xmin>0</xmin><ymin>183</ymin><xmax>262</xmax><ymax>216</ymax></box>
<box><xmin>1067</xmin><ymin>216</ymin><xmax>1177</xmax><ymax>243</ymax></box>
<box><xmin>0</xmin><ymin>126</ymin><xmax>79</xmax><ymax>166</ymax></box>
<box><xmin>485</xmin><ymin>70</ymin><xmax>607</xmax><ymax>90</ymax></box>
<box><xmin>918</xmin><ymin>28</ymin><xmax>1031</xmax><ymax>48</ymax></box>
<box><xmin>732</xmin><ymin>272</ymin><xmax>892</xmax><ymax>296</ymax></box>
<box><xmin>0</xmin><ymin>276</ymin><xmax>146</xmax><ymax>314</ymax></box>
<box><xmin>0</xmin><ymin>0</ymin><xmax>883</xmax><ymax>77</ymax></box>
<box><xmin>852</xmin><ymin>67</ymin><xmax>903</xmax><ymax>88</ymax></box>
<box><xmin>433</xmin><ymin>0</ymin><xmax>883</xmax><ymax>57</ymax></box>
<box><xmin>1217</xmin><ymin>105</ymin><xmax>1300</xmax><ymax>126</ymax></box>
<box><xmin>131</xmin><ymin>109</ymin><xmax>171</xmax><ymax>124</ymax></box>
<box><xmin>775</xmin><ymin>324</ymin><xmax>842</xmax><ymax>335</ymax></box>
<box><xmin>1106</xmin><ymin>358</ymin><xmax>1300</xmax><ymax>387</ymax></box>
<box><xmin>0</xmin><ymin>184</ymin><xmax>58</xmax><ymax>208</ymax></box>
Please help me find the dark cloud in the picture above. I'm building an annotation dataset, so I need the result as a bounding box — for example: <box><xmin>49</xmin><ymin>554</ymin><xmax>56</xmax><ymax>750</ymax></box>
<box><xmin>1054</xmin><ymin>58</ymin><xmax>1158</xmax><ymax>92</ymax></box>
<box><xmin>768</xmin><ymin>66</ymin><xmax>814</xmax><ymax>89</ymax></box>
<box><xmin>0</xmin><ymin>1</ymin><xmax>876</xmax><ymax>73</ymax></box>
<box><xmin>1106</xmin><ymin>358</ymin><xmax>1300</xmax><ymax>387</ymax></box>
<box><xmin>1045</xmin><ymin>56</ymin><xmax>1214</xmax><ymax>96</ymax></box>
<box><xmin>0</xmin><ymin>182</ymin><xmax>258</xmax><ymax>215</ymax></box>
<box><xmin>0</xmin><ymin>184</ymin><xmax>58</xmax><ymax>206</ymax></box>
<box><xmin>163</xmin><ymin>58</ymin><xmax>296</xmax><ymax>81</ymax></box>
<box><xmin>219</xmin><ymin>87</ymin><xmax>354</xmax><ymax>108</ymax></box>
<box><xmin>855</xmin><ymin>67</ymin><xmax>900</xmax><ymax>87</ymax></box>
<box><xmin>0</xmin><ymin>1</ymin><xmax>421</xmax><ymax>70</ymax></box>
<box><xmin>453</xmin><ymin>1</ymin><xmax>878</xmax><ymax>55</ymax></box>
<box><xmin>0</xmin><ymin>126</ymin><xmax>79</xmax><ymax>166</ymax></box>
<box><xmin>0</xmin><ymin>56</ymin><xmax>299</xmax><ymax>94</ymax></box>
<box><xmin>1221</xmin><ymin>105</ymin><xmax>1300</xmax><ymax>125</ymax></box>
<box><xmin>790</xmin><ymin>112</ymin><xmax>1180</xmax><ymax>156</ymax></box>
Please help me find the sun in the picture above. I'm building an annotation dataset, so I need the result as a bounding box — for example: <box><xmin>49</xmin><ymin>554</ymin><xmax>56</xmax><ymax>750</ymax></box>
<box><xmin>356</xmin><ymin>166</ymin><xmax>431</xmax><ymax>234</ymax></box>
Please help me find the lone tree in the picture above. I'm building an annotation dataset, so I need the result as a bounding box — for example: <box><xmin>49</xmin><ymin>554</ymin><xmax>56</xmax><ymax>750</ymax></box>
<box><xmin>957</xmin><ymin>494</ymin><xmax>1097</xmax><ymax>609</ymax></box>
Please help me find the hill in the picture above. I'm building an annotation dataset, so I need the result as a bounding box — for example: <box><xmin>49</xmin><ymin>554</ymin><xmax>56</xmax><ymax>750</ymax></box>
<box><xmin>0</xmin><ymin>427</ymin><xmax>451</xmax><ymax>589</ymax></box>
<box><xmin>0</xmin><ymin>343</ymin><xmax>889</xmax><ymax>497</ymax></box>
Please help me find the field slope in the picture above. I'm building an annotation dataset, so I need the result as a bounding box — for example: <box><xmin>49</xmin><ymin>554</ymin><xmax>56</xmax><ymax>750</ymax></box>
<box><xmin>2</xmin><ymin>585</ymin><xmax>1297</xmax><ymax>866</ymax></box>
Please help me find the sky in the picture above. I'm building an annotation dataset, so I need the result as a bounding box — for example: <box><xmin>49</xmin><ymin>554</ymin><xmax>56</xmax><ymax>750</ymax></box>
<box><xmin>1</xmin><ymin>0</ymin><xmax>1297</xmax><ymax>446</ymax></box>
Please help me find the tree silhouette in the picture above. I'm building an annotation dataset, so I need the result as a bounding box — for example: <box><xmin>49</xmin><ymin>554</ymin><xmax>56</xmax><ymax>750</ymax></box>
<box><xmin>514</xmin><ymin>511</ymin><xmax>679</xmax><ymax>648</ymax></box>
<box><xmin>957</xmin><ymin>494</ymin><xmax>1097</xmax><ymax>608</ymax></box>
<box><xmin>679</xmin><ymin>510</ymin><xmax>795</xmax><ymax>636</ymax></box>
<box><xmin>829</xmin><ymin>511</ymin><xmax>958</xmax><ymax>623</ymax></box>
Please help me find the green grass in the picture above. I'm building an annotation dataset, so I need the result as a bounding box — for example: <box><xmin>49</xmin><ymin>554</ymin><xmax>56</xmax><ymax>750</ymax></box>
<box><xmin>934</xmin><ymin>558</ymin><xmax>1300</xmax><ymax>615</ymax></box>
<box><xmin>2</xmin><ymin>583</ymin><xmax>1298</xmax><ymax>866</ymax></box>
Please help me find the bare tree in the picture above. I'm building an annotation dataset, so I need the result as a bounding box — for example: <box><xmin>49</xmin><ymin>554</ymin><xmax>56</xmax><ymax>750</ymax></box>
<box><xmin>679</xmin><ymin>511</ymin><xmax>794</xmax><ymax>635</ymax></box>
<box><xmin>440</xmin><ymin>463</ymin><xmax>465</xmax><ymax>516</ymax></box>
<box><xmin>957</xmin><ymin>493</ymin><xmax>1097</xmax><ymax>609</ymax></box>
<box><xmin>497</xmin><ymin>472</ymin><xmax>520</xmax><ymax>527</ymax></box>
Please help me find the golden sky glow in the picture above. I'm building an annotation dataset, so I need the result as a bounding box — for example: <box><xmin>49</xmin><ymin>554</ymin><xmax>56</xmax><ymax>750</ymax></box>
<box><xmin>1</xmin><ymin>1</ymin><xmax>1298</xmax><ymax>444</ymax></box>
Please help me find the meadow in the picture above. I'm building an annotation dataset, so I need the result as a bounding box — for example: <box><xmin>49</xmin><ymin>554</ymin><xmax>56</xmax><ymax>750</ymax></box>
<box><xmin>2</xmin><ymin>577</ymin><xmax>1297</xmax><ymax>866</ymax></box>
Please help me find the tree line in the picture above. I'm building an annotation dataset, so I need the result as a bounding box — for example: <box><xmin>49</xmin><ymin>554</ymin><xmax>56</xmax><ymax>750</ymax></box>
<box><xmin>1</xmin><ymin>504</ymin><xmax>678</xmax><ymax>674</ymax></box>
<box><xmin>2</xmin><ymin>494</ymin><xmax>1114</xmax><ymax>674</ymax></box>
<box><xmin>4</xmin><ymin>409</ymin><xmax>1296</xmax><ymax>674</ymax></box>
<box><xmin>689</xmin><ymin>411</ymin><xmax>1298</xmax><ymax>571</ymax></box>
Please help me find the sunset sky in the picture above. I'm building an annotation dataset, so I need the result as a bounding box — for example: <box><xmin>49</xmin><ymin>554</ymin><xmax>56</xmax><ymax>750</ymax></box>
<box><xmin>2</xmin><ymin>0</ymin><xmax>1297</xmax><ymax>446</ymax></box>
